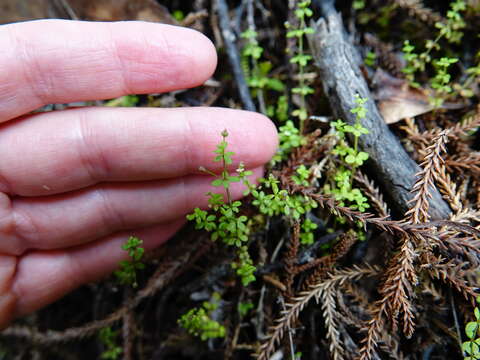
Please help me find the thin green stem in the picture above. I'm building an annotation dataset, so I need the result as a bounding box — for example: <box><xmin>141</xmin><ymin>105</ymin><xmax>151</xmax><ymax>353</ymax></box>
<box><xmin>222</xmin><ymin>158</ymin><xmax>232</xmax><ymax>205</ymax></box>
<box><xmin>199</xmin><ymin>166</ymin><xmax>218</xmax><ymax>177</ymax></box>
<box><xmin>247</xmin><ymin>0</ymin><xmax>266</xmax><ymax>115</ymax></box>
<box><xmin>298</xmin><ymin>17</ymin><xmax>306</xmax><ymax>134</ymax></box>
<box><xmin>424</xmin><ymin>32</ymin><xmax>443</xmax><ymax>59</ymax></box>
<box><xmin>350</xmin><ymin>135</ymin><xmax>359</xmax><ymax>188</ymax></box>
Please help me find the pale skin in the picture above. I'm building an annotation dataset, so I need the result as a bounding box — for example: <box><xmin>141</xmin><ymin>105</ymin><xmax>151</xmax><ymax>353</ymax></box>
<box><xmin>0</xmin><ymin>20</ymin><xmax>278</xmax><ymax>329</ymax></box>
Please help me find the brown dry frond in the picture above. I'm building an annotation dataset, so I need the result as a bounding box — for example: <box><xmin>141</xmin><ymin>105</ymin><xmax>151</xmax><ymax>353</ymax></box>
<box><xmin>284</xmin><ymin>221</ymin><xmax>301</xmax><ymax>297</ymax></box>
<box><xmin>302</xmin><ymin>190</ymin><xmax>403</xmax><ymax>234</ymax></box>
<box><xmin>450</xmin><ymin>208</ymin><xmax>480</xmax><ymax>223</ymax></box>
<box><xmin>440</xmin><ymin>232</ymin><xmax>480</xmax><ymax>267</ymax></box>
<box><xmin>435</xmin><ymin>163</ymin><xmax>463</xmax><ymax>213</ymax></box>
<box><xmin>359</xmin><ymin>300</ymin><xmax>387</xmax><ymax>360</ymax></box>
<box><xmin>408</xmin><ymin>109</ymin><xmax>480</xmax><ymax>146</ymax></box>
<box><xmin>444</xmin><ymin>109</ymin><xmax>480</xmax><ymax>140</ymax></box>
<box><xmin>321</xmin><ymin>287</ymin><xmax>345</xmax><ymax>360</ymax></box>
<box><xmin>422</xmin><ymin>255</ymin><xmax>478</xmax><ymax>303</ymax></box>
<box><xmin>400</xmin><ymin>118</ymin><xmax>425</xmax><ymax>163</ymax></box>
<box><xmin>446</xmin><ymin>153</ymin><xmax>480</xmax><ymax>178</ymax></box>
<box><xmin>380</xmin><ymin>235</ymin><xmax>418</xmax><ymax>335</ymax></box>
<box><xmin>404</xmin><ymin>130</ymin><xmax>450</xmax><ymax>224</ymax></box>
<box><xmin>392</xmin><ymin>0</ymin><xmax>445</xmax><ymax>25</ymax></box>
<box><xmin>358</xmin><ymin>235</ymin><xmax>418</xmax><ymax>360</ymax></box>
<box><xmin>299</xmin><ymin>230</ymin><xmax>358</xmax><ymax>282</ymax></box>
<box><xmin>342</xmin><ymin>284</ymin><xmax>405</xmax><ymax>360</ymax></box>
<box><xmin>355</xmin><ymin>172</ymin><xmax>390</xmax><ymax>217</ymax></box>
<box><xmin>256</xmin><ymin>265</ymin><xmax>380</xmax><ymax>360</ymax></box>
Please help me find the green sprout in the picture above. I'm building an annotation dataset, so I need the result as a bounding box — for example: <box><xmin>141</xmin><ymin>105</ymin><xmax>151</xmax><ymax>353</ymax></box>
<box><xmin>272</xmin><ymin>120</ymin><xmax>306</xmax><ymax>164</ymax></box>
<box><xmin>286</xmin><ymin>0</ymin><xmax>315</xmax><ymax>132</ymax></box>
<box><xmin>430</xmin><ymin>57</ymin><xmax>459</xmax><ymax>107</ymax></box>
<box><xmin>251</xmin><ymin>174</ymin><xmax>317</xmax><ymax>220</ymax></box>
<box><xmin>98</xmin><ymin>327</ymin><xmax>122</xmax><ymax>360</ymax></box>
<box><xmin>104</xmin><ymin>95</ymin><xmax>139</xmax><ymax>107</ymax></box>
<box><xmin>179</xmin><ymin>293</ymin><xmax>226</xmax><ymax>341</ymax></box>
<box><xmin>364</xmin><ymin>51</ymin><xmax>376</xmax><ymax>66</ymax></box>
<box><xmin>114</xmin><ymin>236</ymin><xmax>145</xmax><ymax>288</ymax></box>
<box><xmin>300</xmin><ymin>218</ymin><xmax>318</xmax><ymax>245</ymax></box>
<box><xmin>402</xmin><ymin>0</ymin><xmax>466</xmax><ymax>105</ymax></box>
<box><xmin>292</xmin><ymin>165</ymin><xmax>311</xmax><ymax>187</ymax></box>
<box><xmin>326</xmin><ymin>95</ymin><xmax>370</xmax><ymax>212</ymax></box>
<box><xmin>186</xmin><ymin>130</ymin><xmax>256</xmax><ymax>286</ymax></box>
<box><xmin>238</xmin><ymin>301</ymin><xmax>254</xmax><ymax>317</ymax></box>
<box><xmin>462</xmin><ymin>297</ymin><xmax>480</xmax><ymax>359</ymax></box>
<box><xmin>241</xmin><ymin>26</ymin><xmax>284</xmax><ymax>115</ymax></box>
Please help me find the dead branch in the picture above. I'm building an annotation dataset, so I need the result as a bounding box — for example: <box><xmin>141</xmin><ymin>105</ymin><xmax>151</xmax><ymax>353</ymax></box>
<box><xmin>216</xmin><ymin>0</ymin><xmax>256</xmax><ymax>111</ymax></box>
<box><xmin>307</xmin><ymin>1</ymin><xmax>451</xmax><ymax>220</ymax></box>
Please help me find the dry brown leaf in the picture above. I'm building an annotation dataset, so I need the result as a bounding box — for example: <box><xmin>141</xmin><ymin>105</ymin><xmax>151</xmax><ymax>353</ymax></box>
<box><xmin>67</xmin><ymin>0</ymin><xmax>178</xmax><ymax>23</ymax></box>
<box><xmin>373</xmin><ymin>69</ymin><xmax>464</xmax><ymax>124</ymax></box>
<box><xmin>0</xmin><ymin>0</ymin><xmax>178</xmax><ymax>24</ymax></box>
<box><xmin>0</xmin><ymin>0</ymin><xmax>52</xmax><ymax>24</ymax></box>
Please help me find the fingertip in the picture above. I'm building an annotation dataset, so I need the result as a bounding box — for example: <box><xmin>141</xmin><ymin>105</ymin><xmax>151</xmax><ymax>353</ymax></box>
<box><xmin>251</xmin><ymin>112</ymin><xmax>279</xmax><ymax>159</ymax></box>
<box><xmin>139</xmin><ymin>23</ymin><xmax>218</xmax><ymax>88</ymax></box>
<box><xmin>226</xmin><ymin>110</ymin><xmax>279</xmax><ymax>167</ymax></box>
<box><xmin>189</xmin><ymin>29</ymin><xmax>218</xmax><ymax>83</ymax></box>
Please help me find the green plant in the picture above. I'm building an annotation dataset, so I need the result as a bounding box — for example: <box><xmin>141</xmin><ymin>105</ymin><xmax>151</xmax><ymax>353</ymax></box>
<box><xmin>463</xmin><ymin>297</ymin><xmax>480</xmax><ymax>359</ymax></box>
<box><xmin>430</xmin><ymin>57</ymin><xmax>459</xmax><ymax>107</ymax></box>
<box><xmin>352</xmin><ymin>0</ymin><xmax>365</xmax><ymax>10</ymax></box>
<box><xmin>186</xmin><ymin>130</ymin><xmax>256</xmax><ymax>286</ymax></box>
<box><xmin>99</xmin><ymin>327</ymin><xmax>122</xmax><ymax>360</ymax></box>
<box><xmin>241</xmin><ymin>27</ymin><xmax>285</xmax><ymax>115</ymax></box>
<box><xmin>114</xmin><ymin>236</ymin><xmax>145</xmax><ymax>288</ymax></box>
<box><xmin>272</xmin><ymin>120</ymin><xmax>306</xmax><ymax>164</ymax></box>
<box><xmin>435</xmin><ymin>0</ymin><xmax>466</xmax><ymax>44</ymax></box>
<box><xmin>300</xmin><ymin>218</ymin><xmax>318</xmax><ymax>245</ymax></box>
<box><xmin>104</xmin><ymin>95</ymin><xmax>139</xmax><ymax>107</ymax></box>
<box><xmin>364</xmin><ymin>51</ymin><xmax>376</xmax><ymax>67</ymax></box>
<box><xmin>238</xmin><ymin>301</ymin><xmax>254</xmax><ymax>317</ymax></box>
<box><xmin>172</xmin><ymin>10</ymin><xmax>185</xmax><ymax>21</ymax></box>
<box><xmin>402</xmin><ymin>0</ymin><xmax>466</xmax><ymax>104</ymax></box>
<box><xmin>286</xmin><ymin>0</ymin><xmax>315</xmax><ymax>132</ymax></box>
<box><xmin>402</xmin><ymin>40</ymin><xmax>425</xmax><ymax>88</ymax></box>
<box><xmin>326</xmin><ymin>95</ymin><xmax>370</xmax><ymax>212</ymax></box>
<box><xmin>179</xmin><ymin>293</ymin><xmax>226</xmax><ymax>341</ymax></box>
<box><xmin>456</xmin><ymin>48</ymin><xmax>480</xmax><ymax>98</ymax></box>
<box><xmin>291</xmin><ymin>165</ymin><xmax>311</xmax><ymax>186</ymax></box>
<box><xmin>250</xmin><ymin>174</ymin><xmax>318</xmax><ymax>220</ymax></box>
<box><xmin>232</xmin><ymin>245</ymin><xmax>257</xmax><ymax>286</ymax></box>
<box><xmin>265</xmin><ymin>1</ymin><xmax>316</xmax><ymax>164</ymax></box>
<box><xmin>186</xmin><ymin>130</ymin><xmax>318</xmax><ymax>284</ymax></box>
<box><xmin>267</xmin><ymin>95</ymin><xmax>289</xmax><ymax>123</ymax></box>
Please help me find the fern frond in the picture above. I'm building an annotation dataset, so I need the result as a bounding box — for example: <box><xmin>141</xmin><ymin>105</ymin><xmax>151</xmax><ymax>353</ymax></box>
<box><xmin>256</xmin><ymin>265</ymin><xmax>380</xmax><ymax>360</ymax></box>
<box><xmin>404</xmin><ymin>130</ymin><xmax>450</xmax><ymax>224</ymax></box>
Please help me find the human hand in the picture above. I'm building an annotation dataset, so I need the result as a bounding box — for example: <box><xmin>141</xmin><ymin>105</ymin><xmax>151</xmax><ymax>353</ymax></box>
<box><xmin>0</xmin><ymin>20</ymin><xmax>277</xmax><ymax>328</ymax></box>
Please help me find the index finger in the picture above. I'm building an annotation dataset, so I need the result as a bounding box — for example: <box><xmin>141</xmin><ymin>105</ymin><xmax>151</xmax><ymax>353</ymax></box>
<box><xmin>0</xmin><ymin>19</ymin><xmax>217</xmax><ymax>121</ymax></box>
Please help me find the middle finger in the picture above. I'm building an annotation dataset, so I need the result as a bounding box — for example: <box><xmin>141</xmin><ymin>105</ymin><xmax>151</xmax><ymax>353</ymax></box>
<box><xmin>0</xmin><ymin>106</ymin><xmax>277</xmax><ymax>196</ymax></box>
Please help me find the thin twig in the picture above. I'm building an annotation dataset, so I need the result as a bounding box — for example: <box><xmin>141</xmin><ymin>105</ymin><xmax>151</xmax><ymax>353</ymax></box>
<box><xmin>216</xmin><ymin>0</ymin><xmax>256</xmax><ymax>111</ymax></box>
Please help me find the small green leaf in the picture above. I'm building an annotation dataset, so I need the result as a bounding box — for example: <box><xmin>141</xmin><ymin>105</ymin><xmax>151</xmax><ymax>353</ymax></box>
<box><xmin>211</xmin><ymin>179</ymin><xmax>223</xmax><ymax>187</ymax></box>
<box><xmin>466</xmin><ymin>322</ymin><xmax>478</xmax><ymax>339</ymax></box>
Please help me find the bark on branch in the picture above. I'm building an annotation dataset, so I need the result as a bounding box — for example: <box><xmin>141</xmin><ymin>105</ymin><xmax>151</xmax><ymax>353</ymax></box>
<box><xmin>308</xmin><ymin>1</ymin><xmax>451</xmax><ymax>220</ymax></box>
